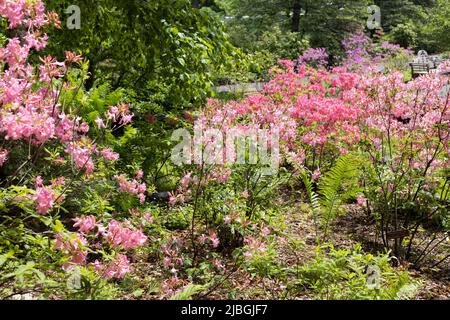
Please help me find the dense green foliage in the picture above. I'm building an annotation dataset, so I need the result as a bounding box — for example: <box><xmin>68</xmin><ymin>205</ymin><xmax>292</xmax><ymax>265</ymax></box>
<box><xmin>296</xmin><ymin>244</ymin><xmax>419</xmax><ymax>300</ymax></box>
<box><xmin>44</xmin><ymin>0</ymin><xmax>242</xmax><ymax>107</ymax></box>
<box><xmin>1</xmin><ymin>0</ymin><xmax>449</xmax><ymax>301</ymax></box>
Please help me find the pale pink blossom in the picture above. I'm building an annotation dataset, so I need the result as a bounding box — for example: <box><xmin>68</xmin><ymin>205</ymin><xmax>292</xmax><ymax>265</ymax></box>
<box><xmin>135</xmin><ymin>169</ymin><xmax>144</xmax><ymax>179</ymax></box>
<box><xmin>143</xmin><ymin>212</ymin><xmax>154</xmax><ymax>224</ymax></box>
<box><xmin>33</xmin><ymin>186</ymin><xmax>56</xmax><ymax>214</ymax></box>
<box><xmin>0</xmin><ymin>149</ymin><xmax>8</xmax><ymax>167</ymax></box>
<box><xmin>104</xmin><ymin>220</ymin><xmax>147</xmax><ymax>250</ymax></box>
<box><xmin>101</xmin><ymin>148</ymin><xmax>119</xmax><ymax>161</ymax></box>
<box><xmin>101</xmin><ymin>254</ymin><xmax>131</xmax><ymax>279</ymax></box>
<box><xmin>94</xmin><ymin>117</ymin><xmax>106</xmax><ymax>129</ymax></box>
<box><xmin>356</xmin><ymin>195</ymin><xmax>367</xmax><ymax>207</ymax></box>
<box><xmin>54</xmin><ymin>233</ymin><xmax>88</xmax><ymax>268</ymax></box>
<box><xmin>209</xmin><ymin>232</ymin><xmax>220</xmax><ymax>248</ymax></box>
<box><xmin>73</xmin><ymin>215</ymin><xmax>97</xmax><ymax>234</ymax></box>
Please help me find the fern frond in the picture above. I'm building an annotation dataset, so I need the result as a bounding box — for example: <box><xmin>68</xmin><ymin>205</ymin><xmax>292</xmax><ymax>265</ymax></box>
<box><xmin>318</xmin><ymin>154</ymin><xmax>362</xmax><ymax>233</ymax></box>
<box><xmin>169</xmin><ymin>284</ymin><xmax>206</xmax><ymax>300</ymax></box>
<box><xmin>301</xmin><ymin>172</ymin><xmax>321</xmax><ymax>212</ymax></box>
<box><xmin>300</xmin><ymin>171</ymin><xmax>321</xmax><ymax>237</ymax></box>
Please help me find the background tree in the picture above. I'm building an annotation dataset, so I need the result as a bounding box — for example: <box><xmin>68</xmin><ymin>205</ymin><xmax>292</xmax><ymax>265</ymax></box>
<box><xmin>217</xmin><ymin>0</ymin><xmax>372</xmax><ymax>60</ymax></box>
<box><xmin>43</xmin><ymin>0</ymin><xmax>241</xmax><ymax>107</ymax></box>
<box><xmin>422</xmin><ymin>0</ymin><xmax>450</xmax><ymax>52</ymax></box>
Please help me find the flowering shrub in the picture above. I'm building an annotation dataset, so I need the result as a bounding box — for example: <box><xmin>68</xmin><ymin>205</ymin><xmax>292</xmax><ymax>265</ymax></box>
<box><xmin>341</xmin><ymin>31</ymin><xmax>413</xmax><ymax>72</ymax></box>
<box><xmin>0</xmin><ymin>1</ymin><xmax>150</xmax><ymax>298</ymax></box>
<box><xmin>190</xmin><ymin>48</ymin><xmax>449</xmax><ymax>261</ymax></box>
<box><xmin>298</xmin><ymin>48</ymin><xmax>329</xmax><ymax>69</ymax></box>
<box><xmin>357</xmin><ymin>71</ymin><xmax>450</xmax><ymax>258</ymax></box>
<box><xmin>198</xmin><ymin>63</ymin><xmax>363</xmax><ymax>175</ymax></box>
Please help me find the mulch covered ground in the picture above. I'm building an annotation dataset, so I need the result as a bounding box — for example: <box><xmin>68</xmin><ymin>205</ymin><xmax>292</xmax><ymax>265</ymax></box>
<box><xmin>130</xmin><ymin>192</ymin><xmax>450</xmax><ymax>300</ymax></box>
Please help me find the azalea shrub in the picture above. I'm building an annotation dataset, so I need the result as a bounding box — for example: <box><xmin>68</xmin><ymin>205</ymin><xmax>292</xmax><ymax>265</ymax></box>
<box><xmin>341</xmin><ymin>30</ymin><xmax>414</xmax><ymax>72</ymax></box>
<box><xmin>298</xmin><ymin>48</ymin><xmax>329</xmax><ymax>69</ymax></box>
<box><xmin>0</xmin><ymin>1</ymin><xmax>151</xmax><ymax>298</ymax></box>
<box><xmin>189</xmin><ymin>46</ymin><xmax>449</xmax><ymax>263</ymax></box>
<box><xmin>357</xmin><ymin>71</ymin><xmax>450</xmax><ymax>259</ymax></box>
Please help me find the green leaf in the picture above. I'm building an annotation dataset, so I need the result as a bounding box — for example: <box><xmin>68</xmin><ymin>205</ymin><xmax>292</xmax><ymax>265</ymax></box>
<box><xmin>0</xmin><ymin>251</ymin><xmax>14</xmax><ymax>267</ymax></box>
<box><xmin>169</xmin><ymin>284</ymin><xmax>206</xmax><ymax>300</ymax></box>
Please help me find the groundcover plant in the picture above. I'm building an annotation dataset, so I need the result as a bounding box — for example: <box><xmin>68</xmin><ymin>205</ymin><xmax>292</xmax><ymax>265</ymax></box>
<box><xmin>0</xmin><ymin>0</ymin><xmax>450</xmax><ymax>302</ymax></box>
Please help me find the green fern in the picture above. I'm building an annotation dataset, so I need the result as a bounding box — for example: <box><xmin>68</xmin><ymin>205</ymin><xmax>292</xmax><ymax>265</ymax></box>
<box><xmin>301</xmin><ymin>154</ymin><xmax>362</xmax><ymax>240</ymax></box>
<box><xmin>300</xmin><ymin>171</ymin><xmax>321</xmax><ymax>237</ymax></box>
<box><xmin>318</xmin><ymin>154</ymin><xmax>362</xmax><ymax>235</ymax></box>
<box><xmin>169</xmin><ymin>284</ymin><xmax>206</xmax><ymax>300</ymax></box>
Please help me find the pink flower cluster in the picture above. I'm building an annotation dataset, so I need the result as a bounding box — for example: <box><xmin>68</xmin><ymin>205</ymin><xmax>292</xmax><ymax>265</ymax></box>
<box><xmin>69</xmin><ymin>215</ymin><xmax>147</xmax><ymax>278</ymax></box>
<box><xmin>33</xmin><ymin>186</ymin><xmax>57</xmax><ymax>214</ymax></box>
<box><xmin>114</xmin><ymin>174</ymin><xmax>147</xmax><ymax>204</ymax></box>
<box><xmin>243</xmin><ymin>237</ymin><xmax>268</xmax><ymax>259</ymax></box>
<box><xmin>198</xmin><ymin>47</ymin><xmax>449</xmax><ymax>208</ymax></box>
<box><xmin>357</xmin><ymin>71</ymin><xmax>450</xmax><ymax>185</ymax></box>
<box><xmin>168</xmin><ymin>172</ymin><xmax>193</xmax><ymax>206</ymax></box>
<box><xmin>32</xmin><ymin>177</ymin><xmax>62</xmax><ymax>215</ymax></box>
<box><xmin>105</xmin><ymin>104</ymin><xmax>134</xmax><ymax>126</ymax></box>
<box><xmin>93</xmin><ymin>254</ymin><xmax>131</xmax><ymax>279</ymax></box>
<box><xmin>1</xmin><ymin>1</ymin><xmax>145</xmax><ymax>282</ymax></box>
<box><xmin>198</xmin><ymin>231</ymin><xmax>220</xmax><ymax>248</ymax></box>
<box><xmin>199</xmin><ymin>64</ymin><xmax>364</xmax><ymax>172</ymax></box>
<box><xmin>104</xmin><ymin>220</ymin><xmax>148</xmax><ymax>250</ymax></box>
<box><xmin>0</xmin><ymin>0</ymin><xmax>58</xmax><ymax>29</ymax></box>
<box><xmin>0</xmin><ymin>1</ymin><xmax>132</xmax><ymax>172</ymax></box>
<box><xmin>223</xmin><ymin>212</ymin><xmax>249</xmax><ymax>227</ymax></box>
<box><xmin>0</xmin><ymin>4</ymin><xmax>70</xmax><ymax>146</ymax></box>
<box><xmin>101</xmin><ymin>148</ymin><xmax>119</xmax><ymax>161</ymax></box>
<box><xmin>55</xmin><ymin>233</ymin><xmax>88</xmax><ymax>268</ymax></box>
<box><xmin>65</xmin><ymin>139</ymin><xmax>96</xmax><ymax>174</ymax></box>
<box><xmin>0</xmin><ymin>148</ymin><xmax>8</xmax><ymax>166</ymax></box>
<box><xmin>73</xmin><ymin>215</ymin><xmax>97</xmax><ymax>234</ymax></box>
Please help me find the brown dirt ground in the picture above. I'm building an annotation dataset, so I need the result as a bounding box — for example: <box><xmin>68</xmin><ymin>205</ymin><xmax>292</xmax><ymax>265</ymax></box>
<box><xmin>130</xmin><ymin>193</ymin><xmax>450</xmax><ymax>300</ymax></box>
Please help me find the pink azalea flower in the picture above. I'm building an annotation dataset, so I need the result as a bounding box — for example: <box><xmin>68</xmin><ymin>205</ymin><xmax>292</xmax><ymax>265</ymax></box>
<box><xmin>94</xmin><ymin>117</ymin><xmax>106</xmax><ymax>129</ymax></box>
<box><xmin>54</xmin><ymin>233</ymin><xmax>88</xmax><ymax>268</ymax></box>
<box><xmin>261</xmin><ymin>227</ymin><xmax>270</xmax><ymax>237</ymax></box>
<box><xmin>0</xmin><ymin>149</ymin><xmax>8</xmax><ymax>167</ymax></box>
<box><xmin>209</xmin><ymin>232</ymin><xmax>220</xmax><ymax>248</ymax></box>
<box><xmin>102</xmin><ymin>254</ymin><xmax>131</xmax><ymax>279</ymax></box>
<box><xmin>104</xmin><ymin>219</ymin><xmax>147</xmax><ymax>250</ymax></box>
<box><xmin>163</xmin><ymin>257</ymin><xmax>172</xmax><ymax>268</ymax></box>
<box><xmin>34</xmin><ymin>186</ymin><xmax>56</xmax><ymax>215</ymax></box>
<box><xmin>73</xmin><ymin>215</ymin><xmax>97</xmax><ymax>234</ymax></box>
<box><xmin>101</xmin><ymin>148</ymin><xmax>119</xmax><ymax>161</ymax></box>
<box><xmin>143</xmin><ymin>212</ymin><xmax>154</xmax><ymax>224</ymax></box>
<box><xmin>356</xmin><ymin>195</ymin><xmax>367</xmax><ymax>207</ymax></box>
<box><xmin>135</xmin><ymin>169</ymin><xmax>144</xmax><ymax>179</ymax></box>
<box><xmin>198</xmin><ymin>234</ymin><xmax>207</xmax><ymax>244</ymax></box>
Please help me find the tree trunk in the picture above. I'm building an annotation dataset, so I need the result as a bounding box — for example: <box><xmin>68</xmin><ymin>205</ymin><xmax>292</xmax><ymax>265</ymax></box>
<box><xmin>291</xmin><ymin>0</ymin><xmax>302</xmax><ymax>32</ymax></box>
